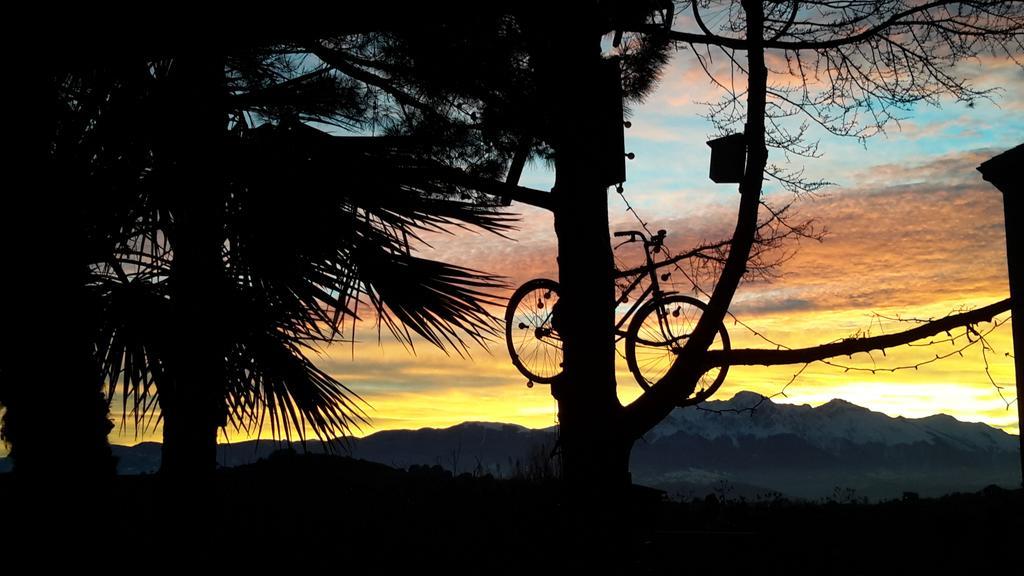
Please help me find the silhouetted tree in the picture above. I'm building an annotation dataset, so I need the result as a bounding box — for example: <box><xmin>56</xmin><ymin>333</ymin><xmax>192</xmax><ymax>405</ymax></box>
<box><xmin>621</xmin><ymin>0</ymin><xmax>1021</xmax><ymax>461</ymax></box>
<box><xmin>310</xmin><ymin>3</ymin><xmax>678</xmax><ymax>497</ymax></box>
<box><xmin>0</xmin><ymin>22</ymin><xmax>527</xmax><ymax>475</ymax></box>
<box><xmin>521</xmin><ymin>0</ymin><xmax>1023</xmax><ymax>502</ymax></box>
<box><xmin>0</xmin><ymin>59</ymin><xmax>126</xmax><ymax>479</ymax></box>
<box><xmin>87</xmin><ymin>50</ymin><xmax>521</xmax><ymax>475</ymax></box>
<box><xmin>458</xmin><ymin>2</ymin><xmax>1020</xmax><ymax>563</ymax></box>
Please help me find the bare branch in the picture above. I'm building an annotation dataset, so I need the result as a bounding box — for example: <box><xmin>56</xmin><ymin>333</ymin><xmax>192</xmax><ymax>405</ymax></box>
<box><xmin>625</xmin><ymin>0</ymin><xmax>772</xmax><ymax>438</ymax></box>
<box><xmin>705</xmin><ymin>298</ymin><xmax>1012</xmax><ymax>367</ymax></box>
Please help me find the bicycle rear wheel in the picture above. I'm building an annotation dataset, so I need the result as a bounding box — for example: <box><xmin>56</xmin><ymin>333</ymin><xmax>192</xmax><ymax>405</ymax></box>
<box><xmin>624</xmin><ymin>294</ymin><xmax>730</xmax><ymax>405</ymax></box>
<box><xmin>505</xmin><ymin>279</ymin><xmax>563</xmax><ymax>384</ymax></box>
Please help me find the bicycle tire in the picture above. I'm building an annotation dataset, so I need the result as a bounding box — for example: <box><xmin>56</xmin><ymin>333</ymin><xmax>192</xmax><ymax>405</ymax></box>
<box><xmin>624</xmin><ymin>294</ymin><xmax>730</xmax><ymax>406</ymax></box>
<box><xmin>505</xmin><ymin>278</ymin><xmax>563</xmax><ymax>384</ymax></box>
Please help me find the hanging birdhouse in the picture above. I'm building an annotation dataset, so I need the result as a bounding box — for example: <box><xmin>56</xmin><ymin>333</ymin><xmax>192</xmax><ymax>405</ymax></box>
<box><xmin>706</xmin><ymin>133</ymin><xmax>746</xmax><ymax>183</ymax></box>
<box><xmin>597</xmin><ymin>58</ymin><xmax>627</xmax><ymax>188</ymax></box>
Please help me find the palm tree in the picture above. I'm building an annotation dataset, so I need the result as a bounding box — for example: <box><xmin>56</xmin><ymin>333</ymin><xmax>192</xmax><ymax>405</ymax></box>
<box><xmin>0</xmin><ymin>37</ymin><xmax>522</xmax><ymax>475</ymax></box>
<box><xmin>86</xmin><ymin>45</ymin><xmax>522</xmax><ymax>475</ymax></box>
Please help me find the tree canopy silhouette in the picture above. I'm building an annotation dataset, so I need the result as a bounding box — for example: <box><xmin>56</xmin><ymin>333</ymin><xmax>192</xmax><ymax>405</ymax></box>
<box><xmin>2</xmin><ymin>1</ymin><xmax>1020</xmax><ymax>500</ymax></box>
<box><xmin>0</xmin><ymin>28</ymin><xmax>530</xmax><ymax>474</ymax></box>
<box><xmin>105</xmin><ymin>50</ymin><xmax>531</xmax><ymax>474</ymax></box>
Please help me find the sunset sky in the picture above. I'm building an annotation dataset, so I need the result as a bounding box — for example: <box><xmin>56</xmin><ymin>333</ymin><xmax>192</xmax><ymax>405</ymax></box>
<box><xmin>95</xmin><ymin>44</ymin><xmax>1024</xmax><ymax>449</ymax></box>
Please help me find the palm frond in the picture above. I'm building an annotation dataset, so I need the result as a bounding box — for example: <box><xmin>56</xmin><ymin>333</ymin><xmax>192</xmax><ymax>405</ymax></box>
<box><xmin>94</xmin><ymin>276</ymin><xmax>170</xmax><ymax>437</ymax></box>
<box><xmin>224</xmin><ymin>324</ymin><xmax>368</xmax><ymax>449</ymax></box>
<box><xmin>354</xmin><ymin>247</ymin><xmax>507</xmax><ymax>355</ymax></box>
<box><xmin>228</xmin><ymin>121</ymin><xmax>513</xmax><ymax>353</ymax></box>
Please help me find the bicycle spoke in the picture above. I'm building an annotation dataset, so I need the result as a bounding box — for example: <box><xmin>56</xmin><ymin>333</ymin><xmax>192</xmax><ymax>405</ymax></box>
<box><xmin>506</xmin><ymin>281</ymin><xmax>563</xmax><ymax>382</ymax></box>
<box><xmin>627</xmin><ymin>295</ymin><xmax>729</xmax><ymax>394</ymax></box>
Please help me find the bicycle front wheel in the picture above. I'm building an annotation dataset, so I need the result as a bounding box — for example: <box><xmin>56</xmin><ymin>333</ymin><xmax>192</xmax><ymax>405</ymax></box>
<box><xmin>505</xmin><ymin>278</ymin><xmax>563</xmax><ymax>384</ymax></box>
<box><xmin>624</xmin><ymin>295</ymin><xmax>730</xmax><ymax>405</ymax></box>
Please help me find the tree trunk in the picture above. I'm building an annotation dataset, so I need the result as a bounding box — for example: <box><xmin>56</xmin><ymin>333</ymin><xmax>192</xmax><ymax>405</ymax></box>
<box><xmin>159</xmin><ymin>52</ymin><xmax>227</xmax><ymax>477</ymax></box>
<box><xmin>530</xmin><ymin>1</ymin><xmax>630</xmax><ymax>487</ymax></box>
<box><xmin>525</xmin><ymin>4</ymin><xmax>634</xmax><ymax>567</ymax></box>
<box><xmin>525</xmin><ymin>3</ymin><xmax>773</xmax><ymax>563</ymax></box>
<box><xmin>549</xmin><ymin>31</ymin><xmax>629</xmax><ymax>488</ymax></box>
<box><xmin>0</xmin><ymin>59</ymin><xmax>115</xmax><ymax>480</ymax></box>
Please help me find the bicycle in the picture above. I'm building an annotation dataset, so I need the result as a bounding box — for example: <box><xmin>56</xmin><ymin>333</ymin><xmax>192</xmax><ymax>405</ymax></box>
<box><xmin>504</xmin><ymin>229</ymin><xmax>731</xmax><ymax>406</ymax></box>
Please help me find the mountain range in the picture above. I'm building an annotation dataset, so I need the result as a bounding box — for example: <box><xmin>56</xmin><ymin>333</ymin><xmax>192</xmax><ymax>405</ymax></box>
<box><xmin>1</xmin><ymin>391</ymin><xmax>1019</xmax><ymax>500</ymax></box>
<box><xmin>630</xmin><ymin>391</ymin><xmax>1019</xmax><ymax>499</ymax></box>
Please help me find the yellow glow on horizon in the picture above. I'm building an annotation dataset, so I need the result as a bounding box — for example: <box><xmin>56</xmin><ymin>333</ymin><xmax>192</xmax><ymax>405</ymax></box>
<box><xmin>697</xmin><ymin>295</ymin><xmax>1019</xmax><ymax>434</ymax></box>
<box><xmin>91</xmin><ymin>293</ymin><xmax>1016</xmax><ymax>453</ymax></box>
<box><xmin>2</xmin><ymin>48</ymin><xmax>1020</xmax><ymax>466</ymax></box>
<box><xmin>1</xmin><ymin>295</ymin><xmax>1013</xmax><ymax>462</ymax></box>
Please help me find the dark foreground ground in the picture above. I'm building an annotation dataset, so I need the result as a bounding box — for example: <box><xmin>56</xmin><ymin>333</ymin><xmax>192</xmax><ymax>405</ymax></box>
<box><xmin>1</xmin><ymin>453</ymin><xmax>1020</xmax><ymax>573</ymax></box>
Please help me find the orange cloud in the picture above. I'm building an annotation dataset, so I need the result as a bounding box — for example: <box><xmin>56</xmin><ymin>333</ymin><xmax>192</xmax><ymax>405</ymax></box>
<box><xmin>396</xmin><ymin>147</ymin><xmax>1019</xmax><ymax>435</ymax></box>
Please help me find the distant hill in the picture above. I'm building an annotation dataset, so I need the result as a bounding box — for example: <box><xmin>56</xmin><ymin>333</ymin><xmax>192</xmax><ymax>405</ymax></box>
<box><xmin>1</xmin><ymin>392</ymin><xmax>1018</xmax><ymax>499</ymax></box>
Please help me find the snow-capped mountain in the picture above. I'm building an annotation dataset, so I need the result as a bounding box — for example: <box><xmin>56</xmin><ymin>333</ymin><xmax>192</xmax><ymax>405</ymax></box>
<box><xmin>631</xmin><ymin>391</ymin><xmax>1019</xmax><ymax>499</ymax></box>
<box><xmin>646</xmin><ymin>390</ymin><xmax>1017</xmax><ymax>453</ymax></box>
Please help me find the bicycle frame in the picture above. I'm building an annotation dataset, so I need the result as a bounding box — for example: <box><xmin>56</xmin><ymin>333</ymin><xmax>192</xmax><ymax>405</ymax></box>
<box><xmin>611</xmin><ymin>272</ymin><xmax>654</xmax><ymax>339</ymax></box>
<box><xmin>610</xmin><ymin>229</ymin><xmax>675</xmax><ymax>339</ymax></box>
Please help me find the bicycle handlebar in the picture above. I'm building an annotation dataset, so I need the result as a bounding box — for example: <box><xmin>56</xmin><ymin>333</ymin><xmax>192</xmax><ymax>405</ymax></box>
<box><xmin>614</xmin><ymin>230</ymin><xmax>646</xmax><ymax>241</ymax></box>
<box><xmin>613</xmin><ymin>229</ymin><xmax>667</xmax><ymax>246</ymax></box>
